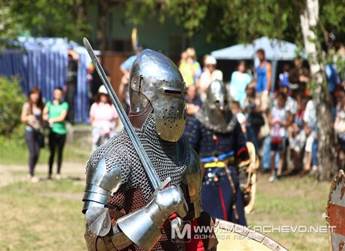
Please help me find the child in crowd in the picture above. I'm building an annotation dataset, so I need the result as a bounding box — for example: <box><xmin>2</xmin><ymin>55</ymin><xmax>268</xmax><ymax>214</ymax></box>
<box><xmin>268</xmin><ymin>92</ymin><xmax>291</xmax><ymax>182</ymax></box>
<box><xmin>288</xmin><ymin>94</ymin><xmax>307</xmax><ymax>173</ymax></box>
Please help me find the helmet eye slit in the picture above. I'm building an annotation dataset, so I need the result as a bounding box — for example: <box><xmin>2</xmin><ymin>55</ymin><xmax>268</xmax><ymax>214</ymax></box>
<box><xmin>163</xmin><ymin>89</ymin><xmax>182</xmax><ymax>95</ymax></box>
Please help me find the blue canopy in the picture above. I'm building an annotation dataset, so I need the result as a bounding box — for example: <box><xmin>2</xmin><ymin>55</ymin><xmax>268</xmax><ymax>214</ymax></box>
<box><xmin>0</xmin><ymin>37</ymin><xmax>91</xmax><ymax>123</ymax></box>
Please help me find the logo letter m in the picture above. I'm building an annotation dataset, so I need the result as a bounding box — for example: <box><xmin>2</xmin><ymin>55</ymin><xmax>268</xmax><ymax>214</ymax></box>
<box><xmin>171</xmin><ymin>223</ymin><xmax>191</xmax><ymax>240</ymax></box>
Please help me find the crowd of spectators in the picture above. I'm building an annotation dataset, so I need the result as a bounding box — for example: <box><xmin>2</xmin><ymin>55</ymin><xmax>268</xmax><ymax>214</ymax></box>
<box><xmin>182</xmin><ymin>47</ymin><xmax>345</xmax><ymax>182</ymax></box>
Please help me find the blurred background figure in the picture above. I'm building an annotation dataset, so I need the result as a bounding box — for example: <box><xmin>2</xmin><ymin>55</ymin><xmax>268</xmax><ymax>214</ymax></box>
<box><xmin>197</xmin><ymin>55</ymin><xmax>223</xmax><ymax>101</ymax></box>
<box><xmin>289</xmin><ymin>56</ymin><xmax>310</xmax><ymax>95</ymax></box>
<box><xmin>268</xmin><ymin>92</ymin><xmax>291</xmax><ymax>182</ymax></box>
<box><xmin>255</xmin><ymin>49</ymin><xmax>272</xmax><ymax>110</ymax></box>
<box><xmin>88</xmin><ymin>56</ymin><xmax>110</xmax><ymax>104</ymax></box>
<box><xmin>179</xmin><ymin>51</ymin><xmax>193</xmax><ymax>87</ymax></box>
<box><xmin>187</xmin><ymin>48</ymin><xmax>202</xmax><ymax>83</ymax></box>
<box><xmin>66</xmin><ymin>50</ymin><xmax>79</xmax><ymax>123</ymax></box>
<box><xmin>231</xmin><ymin>100</ymin><xmax>247</xmax><ymax>134</ymax></box>
<box><xmin>89</xmin><ymin>85</ymin><xmax>119</xmax><ymax>151</ymax></box>
<box><xmin>302</xmin><ymin>98</ymin><xmax>318</xmax><ymax>175</ymax></box>
<box><xmin>279</xmin><ymin>64</ymin><xmax>290</xmax><ymax>90</ymax></box>
<box><xmin>21</xmin><ymin>87</ymin><xmax>45</xmax><ymax>183</ymax></box>
<box><xmin>185</xmin><ymin>85</ymin><xmax>201</xmax><ymax>114</ymax></box>
<box><xmin>288</xmin><ymin>94</ymin><xmax>307</xmax><ymax>174</ymax></box>
<box><xmin>230</xmin><ymin>60</ymin><xmax>252</xmax><ymax>108</ymax></box>
<box><xmin>43</xmin><ymin>87</ymin><xmax>69</xmax><ymax>180</ymax></box>
<box><xmin>334</xmin><ymin>88</ymin><xmax>345</xmax><ymax>170</ymax></box>
<box><xmin>119</xmin><ymin>46</ymin><xmax>142</xmax><ymax>111</ymax></box>
<box><xmin>179</xmin><ymin>48</ymin><xmax>201</xmax><ymax>88</ymax></box>
<box><xmin>255</xmin><ymin>49</ymin><xmax>272</xmax><ymax>172</ymax></box>
<box><xmin>243</xmin><ymin>82</ymin><xmax>263</xmax><ymax>152</ymax></box>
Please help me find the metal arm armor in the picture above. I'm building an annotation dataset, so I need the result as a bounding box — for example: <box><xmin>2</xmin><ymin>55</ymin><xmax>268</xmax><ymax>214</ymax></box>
<box><xmin>82</xmin><ymin>158</ymin><xmax>122</xmax><ymax>213</ymax></box>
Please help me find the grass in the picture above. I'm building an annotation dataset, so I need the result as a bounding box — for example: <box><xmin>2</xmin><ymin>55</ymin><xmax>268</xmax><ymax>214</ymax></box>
<box><xmin>247</xmin><ymin>174</ymin><xmax>330</xmax><ymax>250</ymax></box>
<box><xmin>0</xmin><ymin>132</ymin><xmax>91</xmax><ymax>165</ymax></box>
<box><xmin>0</xmin><ymin>130</ymin><xmax>331</xmax><ymax>251</ymax></box>
<box><xmin>0</xmin><ymin>179</ymin><xmax>86</xmax><ymax>251</ymax></box>
<box><xmin>0</xmin><ymin>169</ymin><xmax>331</xmax><ymax>251</ymax></box>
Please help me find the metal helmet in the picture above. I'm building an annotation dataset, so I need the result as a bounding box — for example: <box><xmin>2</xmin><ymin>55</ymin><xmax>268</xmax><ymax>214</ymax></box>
<box><xmin>206</xmin><ymin>79</ymin><xmax>229</xmax><ymax>111</ymax></box>
<box><xmin>195</xmin><ymin>79</ymin><xmax>235</xmax><ymax>133</ymax></box>
<box><xmin>129</xmin><ymin>49</ymin><xmax>186</xmax><ymax>142</ymax></box>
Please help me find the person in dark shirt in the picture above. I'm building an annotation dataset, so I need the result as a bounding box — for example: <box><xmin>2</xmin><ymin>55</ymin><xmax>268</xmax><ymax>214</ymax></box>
<box><xmin>66</xmin><ymin>50</ymin><xmax>78</xmax><ymax>123</ymax></box>
<box><xmin>289</xmin><ymin>56</ymin><xmax>310</xmax><ymax>94</ymax></box>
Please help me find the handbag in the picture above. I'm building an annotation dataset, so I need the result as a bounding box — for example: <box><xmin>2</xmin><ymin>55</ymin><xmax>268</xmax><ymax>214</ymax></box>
<box><xmin>33</xmin><ymin>129</ymin><xmax>45</xmax><ymax>148</ymax></box>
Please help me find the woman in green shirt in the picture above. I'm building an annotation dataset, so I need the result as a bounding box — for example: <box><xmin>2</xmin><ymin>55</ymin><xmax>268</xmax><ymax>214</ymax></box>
<box><xmin>43</xmin><ymin>87</ymin><xmax>69</xmax><ymax>180</ymax></box>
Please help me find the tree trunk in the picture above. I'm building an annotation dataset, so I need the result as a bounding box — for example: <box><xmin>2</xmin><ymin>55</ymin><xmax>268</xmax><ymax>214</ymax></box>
<box><xmin>300</xmin><ymin>0</ymin><xmax>337</xmax><ymax>180</ymax></box>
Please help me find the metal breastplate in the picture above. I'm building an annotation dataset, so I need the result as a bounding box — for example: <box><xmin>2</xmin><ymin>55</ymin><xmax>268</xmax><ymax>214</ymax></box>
<box><xmin>195</xmin><ymin>107</ymin><xmax>237</xmax><ymax>133</ymax></box>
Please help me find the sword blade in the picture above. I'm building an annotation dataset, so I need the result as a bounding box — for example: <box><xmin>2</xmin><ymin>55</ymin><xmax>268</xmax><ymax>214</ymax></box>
<box><xmin>83</xmin><ymin>37</ymin><xmax>162</xmax><ymax>190</ymax></box>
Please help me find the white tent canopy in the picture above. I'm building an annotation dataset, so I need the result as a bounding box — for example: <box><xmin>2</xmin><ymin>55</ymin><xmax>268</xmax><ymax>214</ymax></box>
<box><xmin>211</xmin><ymin>36</ymin><xmax>300</xmax><ymax>61</ymax></box>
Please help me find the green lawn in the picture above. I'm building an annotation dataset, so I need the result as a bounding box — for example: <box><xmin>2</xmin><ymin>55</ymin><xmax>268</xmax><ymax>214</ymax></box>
<box><xmin>0</xmin><ymin>179</ymin><xmax>86</xmax><ymax>251</ymax></box>
<box><xmin>247</xmin><ymin>175</ymin><xmax>330</xmax><ymax>250</ymax></box>
<box><xmin>0</xmin><ymin>171</ymin><xmax>330</xmax><ymax>251</ymax></box>
<box><xmin>0</xmin><ymin>133</ymin><xmax>331</xmax><ymax>251</ymax></box>
<box><xmin>0</xmin><ymin>133</ymin><xmax>91</xmax><ymax>165</ymax></box>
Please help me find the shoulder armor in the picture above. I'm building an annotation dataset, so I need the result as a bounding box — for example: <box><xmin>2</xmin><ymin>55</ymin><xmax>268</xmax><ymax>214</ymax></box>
<box><xmin>183</xmin><ymin>145</ymin><xmax>202</xmax><ymax>219</ymax></box>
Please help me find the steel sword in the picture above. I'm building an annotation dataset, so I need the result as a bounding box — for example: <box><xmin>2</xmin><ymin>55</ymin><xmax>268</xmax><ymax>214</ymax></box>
<box><xmin>83</xmin><ymin>37</ymin><xmax>169</xmax><ymax>190</ymax></box>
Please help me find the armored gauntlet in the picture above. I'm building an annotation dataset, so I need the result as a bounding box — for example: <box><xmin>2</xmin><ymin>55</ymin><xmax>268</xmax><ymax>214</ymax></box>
<box><xmin>117</xmin><ymin>185</ymin><xmax>188</xmax><ymax>250</ymax></box>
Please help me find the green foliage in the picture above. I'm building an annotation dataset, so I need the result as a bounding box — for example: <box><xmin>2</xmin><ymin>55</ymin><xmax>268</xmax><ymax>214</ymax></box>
<box><xmin>124</xmin><ymin>0</ymin><xmax>345</xmax><ymax>47</ymax></box>
<box><xmin>220</xmin><ymin>0</ymin><xmax>294</xmax><ymax>42</ymax></box>
<box><xmin>124</xmin><ymin>0</ymin><xmax>210</xmax><ymax>37</ymax></box>
<box><xmin>320</xmin><ymin>0</ymin><xmax>345</xmax><ymax>35</ymax></box>
<box><xmin>124</xmin><ymin>0</ymin><xmax>157</xmax><ymax>26</ymax></box>
<box><xmin>0</xmin><ymin>77</ymin><xmax>25</xmax><ymax>136</ymax></box>
<box><xmin>163</xmin><ymin>0</ymin><xmax>210</xmax><ymax>37</ymax></box>
<box><xmin>0</xmin><ymin>1</ymin><xmax>21</xmax><ymax>48</ymax></box>
<box><xmin>8</xmin><ymin>0</ymin><xmax>90</xmax><ymax>42</ymax></box>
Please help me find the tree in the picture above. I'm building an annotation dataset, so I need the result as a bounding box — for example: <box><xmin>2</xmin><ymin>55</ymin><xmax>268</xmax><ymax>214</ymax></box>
<box><xmin>299</xmin><ymin>0</ymin><xmax>335</xmax><ymax>180</ymax></box>
<box><xmin>0</xmin><ymin>1</ymin><xmax>21</xmax><ymax>49</ymax></box>
<box><xmin>9</xmin><ymin>0</ymin><xmax>91</xmax><ymax>42</ymax></box>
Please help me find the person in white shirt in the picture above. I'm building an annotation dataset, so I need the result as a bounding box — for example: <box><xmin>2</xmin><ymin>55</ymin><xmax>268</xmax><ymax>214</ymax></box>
<box><xmin>197</xmin><ymin>55</ymin><xmax>223</xmax><ymax>101</ymax></box>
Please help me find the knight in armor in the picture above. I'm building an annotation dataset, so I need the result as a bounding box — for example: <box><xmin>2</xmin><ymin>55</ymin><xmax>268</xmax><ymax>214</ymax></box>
<box><xmin>82</xmin><ymin>49</ymin><xmax>215</xmax><ymax>250</ymax></box>
<box><xmin>184</xmin><ymin>79</ymin><xmax>249</xmax><ymax>226</ymax></box>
